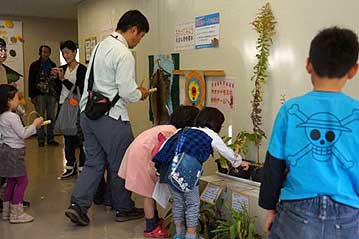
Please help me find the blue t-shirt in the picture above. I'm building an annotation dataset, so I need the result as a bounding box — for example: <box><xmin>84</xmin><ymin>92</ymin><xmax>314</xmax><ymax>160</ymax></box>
<box><xmin>268</xmin><ymin>91</ymin><xmax>359</xmax><ymax>208</ymax></box>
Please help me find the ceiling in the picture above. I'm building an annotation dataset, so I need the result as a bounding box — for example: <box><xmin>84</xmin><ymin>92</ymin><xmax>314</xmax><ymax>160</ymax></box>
<box><xmin>0</xmin><ymin>0</ymin><xmax>84</xmax><ymax>20</ymax></box>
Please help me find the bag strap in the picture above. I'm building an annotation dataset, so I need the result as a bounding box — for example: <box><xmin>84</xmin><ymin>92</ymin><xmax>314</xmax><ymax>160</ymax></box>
<box><xmin>174</xmin><ymin>128</ymin><xmax>188</xmax><ymax>156</ymax></box>
<box><xmin>87</xmin><ymin>44</ymin><xmax>101</xmax><ymax>92</ymax></box>
<box><xmin>111</xmin><ymin>94</ymin><xmax>121</xmax><ymax>106</ymax></box>
<box><xmin>87</xmin><ymin>43</ymin><xmax>121</xmax><ymax>107</ymax></box>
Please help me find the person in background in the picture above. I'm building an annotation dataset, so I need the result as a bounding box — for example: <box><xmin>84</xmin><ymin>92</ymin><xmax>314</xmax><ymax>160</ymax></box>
<box><xmin>28</xmin><ymin>45</ymin><xmax>60</xmax><ymax>147</ymax></box>
<box><xmin>0</xmin><ymin>84</ymin><xmax>44</xmax><ymax>223</ymax></box>
<box><xmin>53</xmin><ymin>40</ymin><xmax>86</xmax><ymax>179</ymax></box>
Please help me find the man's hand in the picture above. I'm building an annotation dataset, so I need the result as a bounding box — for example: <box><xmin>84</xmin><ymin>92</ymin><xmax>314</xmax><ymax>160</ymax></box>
<box><xmin>138</xmin><ymin>87</ymin><xmax>149</xmax><ymax>100</ymax></box>
<box><xmin>57</xmin><ymin>68</ymin><xmax>65</xmax><ymax>81</ymax></box>
<box><xmin>264</xmin><ymin>210</ymin><xmax>276</xmax><ymax>232</ymax></box>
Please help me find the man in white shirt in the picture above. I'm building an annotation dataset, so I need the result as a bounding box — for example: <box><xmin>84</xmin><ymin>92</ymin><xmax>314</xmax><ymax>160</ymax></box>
<box><xmin>65</xmin><ymin>10</ymin><xmax>149</xmax><ymax>226</ymax></box>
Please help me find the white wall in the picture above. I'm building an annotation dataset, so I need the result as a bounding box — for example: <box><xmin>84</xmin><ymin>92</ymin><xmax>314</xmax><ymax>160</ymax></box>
<box><xmin>77</xmin><ymin>0</ymin><xmax>359</xmax><ymax>162</ymax></box>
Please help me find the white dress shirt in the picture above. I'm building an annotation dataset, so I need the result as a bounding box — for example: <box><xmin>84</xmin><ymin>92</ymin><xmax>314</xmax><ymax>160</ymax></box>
<box><xmin>80</xmin><ymin>32</ymin><xmax>141</xmax><ymax>121</ymax></box>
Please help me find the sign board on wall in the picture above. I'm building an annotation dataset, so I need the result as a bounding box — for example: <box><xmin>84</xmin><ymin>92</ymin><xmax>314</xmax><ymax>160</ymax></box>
<box><xmin>195</xmin><ymin>12</ymin><xmax>220</xmax><ymax>49</ymax></box>
<box><xmin>0</xmin><ymin>20</ymin><xmax>24</xmax><ymax>91</ymax></box>
<box><xmin>85</xmin><ymin>37</ymin><xmax>97</xmax><ymax>64</ymax></box>
<box><xmin>209</xmin><ymin>78</ymin><xmax>235</xmax><ymax>111</ymax></box>
<box><xmin>175</xmin><ymin>21</ymin><xmax>195</xmax><ymax>50</ymax></box>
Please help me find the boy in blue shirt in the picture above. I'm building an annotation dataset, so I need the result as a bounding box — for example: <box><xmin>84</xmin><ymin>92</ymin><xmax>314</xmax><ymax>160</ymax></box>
<box><xmin>259</xmin><ymin>27</ymin><xmax>359</xmax><ymax>239</ymax></box>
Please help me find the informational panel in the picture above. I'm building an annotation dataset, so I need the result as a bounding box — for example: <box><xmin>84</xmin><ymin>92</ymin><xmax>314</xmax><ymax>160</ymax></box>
<box><xmin>200</xmin><ymin>183</ymin><xmax>223</xmax><ymax>205</ymax></box>
<box><xmin>0</xmin><ymin>20</ymin><xmax>24</xmax><ymax>91</ymax></box>
<box><xmin>175</xmin><ymin>21</ymin><xmax>195</xmax><ymax>50</ymax></box>
<box><xmin>209</xmin><ymin>78</ymin><xmax>235</xmax><ymax>112</ymax></box>
<box><xmin>232</xmin><ymin>191</ymin><xmax>250</xmax><ymax>212</ymax></box>
<box><xmin>195</xmin><ymin>12</ymin><xmax>220</xmax><ymax>49</ymax></box>
<box><xmin>85</xmin><ymin>37</ymin><xmax>97</xmax><ymax>64</ymax></box>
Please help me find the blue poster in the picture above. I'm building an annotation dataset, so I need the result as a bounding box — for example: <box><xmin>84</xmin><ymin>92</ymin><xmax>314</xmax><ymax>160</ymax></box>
<box><xmin>195</xmin><ymin>12</ymin><xmax>220</xmax><ymax>49</ymax></box>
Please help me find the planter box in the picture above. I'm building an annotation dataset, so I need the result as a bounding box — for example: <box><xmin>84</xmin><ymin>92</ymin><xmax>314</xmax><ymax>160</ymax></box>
<box><xmin>216</xmin><ymin>161</ymin><xmax>264</xmax><ymax>183</ymax></box>
<box><xmin>200</xmin><ymin>174</ymin><xmax>267</xmax><ymax>238</ymax></box>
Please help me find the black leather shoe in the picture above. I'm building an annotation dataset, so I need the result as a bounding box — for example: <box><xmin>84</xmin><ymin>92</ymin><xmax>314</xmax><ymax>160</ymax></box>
<box><xmin>65</xmin><ymin>203</ymin><xmax>90</xmax><ymax>226</ymax></box>
<box><xmin>58</xmin><ymin>165</ymin><xmax>77</xmax><ymax>180</ymax></box>
<box><xmin>115</xmin><ymin>207</ymin><xmax>144</xmax><ymax>222</ymax></box>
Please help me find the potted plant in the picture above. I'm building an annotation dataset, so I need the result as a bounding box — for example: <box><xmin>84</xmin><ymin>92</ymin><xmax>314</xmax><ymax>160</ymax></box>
<box><xmin>247</xmin><ymin>2</ymin><xmax>277</xmax><ymax>182</ymax></box>
<box><xmin>218</xmin><ymin>2</ymin><xmax>277</xmax><ymax>182</ymax></box>
<box><xmin>163</xmin><ymin>200</ymin><xmax>223</xmax><ymax>239</ymax></box>
<box><xmin>198</xmin><ymin>200</ymin><xmax>224</xmax><ymax>239</ymax></box>
<box><xmin>163</xmin><ymin>207</ymin><xmax>176</xmax><ymax>237</ymax></box>
<box><xmin>212</xmin><ymin>203</ymin><xmax>261</xmax><ymax>239</ymax></box>
<box><xmin>215</xmin><ymin>133</ymin><xmax>254</xmax><ymax>179</ymax></box>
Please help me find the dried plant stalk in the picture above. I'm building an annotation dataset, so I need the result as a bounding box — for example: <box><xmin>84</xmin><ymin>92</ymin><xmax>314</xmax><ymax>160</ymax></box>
<box><xmin>250</xmin><ymin>3</ymin><xmax>277</xmax><ymax>144</ymax></box>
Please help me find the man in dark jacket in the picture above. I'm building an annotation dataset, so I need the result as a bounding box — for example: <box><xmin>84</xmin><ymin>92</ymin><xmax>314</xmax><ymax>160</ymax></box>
<box><xmin>28</xmin><ymin>45</ymin><xmax>60</xmax><ymax>147</ymax></box>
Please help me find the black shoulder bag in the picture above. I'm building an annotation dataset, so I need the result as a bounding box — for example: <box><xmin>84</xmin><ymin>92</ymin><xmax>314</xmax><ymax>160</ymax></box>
<box><xmin>84</xmin><ymin>44</ymin><xmax>121</xmax><ymax>120</ymax></box>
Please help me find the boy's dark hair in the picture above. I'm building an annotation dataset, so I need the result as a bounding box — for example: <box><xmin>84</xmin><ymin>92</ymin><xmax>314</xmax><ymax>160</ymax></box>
<box><xmin>309</xmin><ymin>27</ymin><xmax>359</xmax><ymax>78</ymax></box>
<box><xmin>39</xmin><ymin>45</ymin><xmax>51</xmax><ymax>54</ymax></box>
<box><xmin>0</xmin><ymin>38</ymin><xmax>6</xmax><ymax>49</ymax></box>
<box><xmin>116</xmin><ymin>10</ymin><xmax>149</xmax><ymax>33</ymax></box>
<box><xmin>60</xmin><ymin>40</ymin><xmax>77</xmax><ymax>52</ymax></box>
<box><xmin>169</xmin><ymin>105</ymin><xmax>199</xmax><ymax>129</ymax></box>
<box><xmin>0</xmin><ymin>84</ymin><xmax>18</xmax><ymax>114</ymax></box>
<box><xmin>194</xmin><ymin>107</ymin><xmax>225</xmax><ymax>133</ymax></box>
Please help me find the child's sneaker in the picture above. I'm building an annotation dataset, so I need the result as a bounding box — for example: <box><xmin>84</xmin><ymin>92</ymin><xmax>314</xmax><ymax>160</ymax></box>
<box><xmin>9</xmin><ymin>204</ymin><xmax>34</xmax><ymax>223</ymax></box>
<box><xmin>173</xmin><ymin>235</ymin><xmax>185</xmax><ymax>239</ymax></box>
<box><xmin>143</xmin><ymin>224</ymin><xmax>168</xmax><ymax>238</ymax></box>
<box><xmin>2</xmin><ymin>201</ymin><xmax>10</xmax><ymax>220</ymax></box>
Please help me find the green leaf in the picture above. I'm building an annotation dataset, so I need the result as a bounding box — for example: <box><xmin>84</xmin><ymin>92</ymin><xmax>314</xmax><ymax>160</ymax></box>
<box><xmin>248</xmin><ymin>223</ymin><xmax>255</xmax><ymax>239</ymax></box>
<box><xmin>230</xmin><ymin>224</ymin><xmax>237</xmax><ymax>239</ymax></box>
<box><xmin>236</xmin><ymin>220</ymin><xmax>242</xmax><ymax>237</ymax></box>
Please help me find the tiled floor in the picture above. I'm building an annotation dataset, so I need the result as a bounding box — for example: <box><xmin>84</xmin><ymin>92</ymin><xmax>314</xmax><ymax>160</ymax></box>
<box><xmin>0</xmin><ymin>136</ymin><xmax>147</xmax><ymax>239</ymax></box>
<box><xmin>0</xmin><ymin>136</ymin><xmax>218</xmax><ymax>239</ymax></box>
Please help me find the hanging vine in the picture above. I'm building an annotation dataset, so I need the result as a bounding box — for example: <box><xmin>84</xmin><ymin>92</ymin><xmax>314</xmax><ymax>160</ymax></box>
<box><xmin>250</xmin><ymin>2</ymin><xmax>277</xmax><ymax>144</ymax></box>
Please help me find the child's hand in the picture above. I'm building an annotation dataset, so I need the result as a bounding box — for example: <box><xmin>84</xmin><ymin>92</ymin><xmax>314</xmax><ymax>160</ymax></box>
<box><xmin>240</xmin><ymin>161</ymin><xmax>250</xmax><ymax>170</ymax></box>
<box><xmin>33</xmin><ymin>117</ymin><xmax>44</xmax><ymax>128</ymax></box>
<box><xmin>264</xmin><ymin>210</ymin><xmax>276</xmax><ymax>232</ymax></box>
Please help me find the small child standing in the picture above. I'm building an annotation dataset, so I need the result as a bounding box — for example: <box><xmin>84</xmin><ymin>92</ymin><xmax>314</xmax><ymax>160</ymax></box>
<box><xmin>118</xmin><ymin>105</ymin><xmax>199</xmax><ymax>238</ymax></box>
<box><xmin>0</xmin><ymin>84</ymin><xmax>44</xmax><ymax>223</ymax></box>
<box><xmin>153</xmin><ymin>107</ymin><xmax>250</xmax><ymax>239</ymax></box>
<box><xmin>259</xmin><ymin>27</ymin><xmax>359</xmax><ymax>239</ymax></box>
